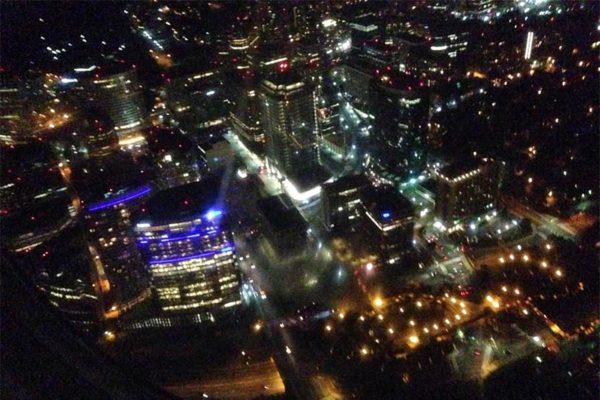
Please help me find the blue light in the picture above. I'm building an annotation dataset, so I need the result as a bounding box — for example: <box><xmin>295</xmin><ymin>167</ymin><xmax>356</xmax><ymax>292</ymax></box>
<box><xmin>88</xmin><ymin>185</ymin><xmax>151</xmax><ymax>212</ymax></box>
<box><xmin>149</xmin><ymin>245</ymin><xmax>233</xmax><ymax>264</ymax></box>
<box><xmin>382</xmin><ymin>212</ymin><xmax>391</xmax><ymax>218</ymax></box>
<box><xmin>205</xmin><ymin>209</ymin><xmax>223</xmax><ymax>221</ymax></box>
<box><xmin>160</xmin><ymin>233</ymin><xmax>201</xmax><ymax>242</ymax></box>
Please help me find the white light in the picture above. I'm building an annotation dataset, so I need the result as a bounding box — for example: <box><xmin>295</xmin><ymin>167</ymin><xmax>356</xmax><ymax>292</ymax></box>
<box><xmin>525</xmin><ymin>31</ymin><xmax>534</xmax><ymax>60</ymax></box>
<box><xmin>74</xmin><ymin>65</ymin><xmax>97</xmax><ymax>73</ymax></box>
<box><xmin>322</xmin><ymin>18</ymin><xmax>337</xmax><ymax>28</ymax></box>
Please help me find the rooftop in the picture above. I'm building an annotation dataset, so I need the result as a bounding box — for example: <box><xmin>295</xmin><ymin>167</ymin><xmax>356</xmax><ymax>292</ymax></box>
<box><xmin>71</xmin><ymin>152</ymin><xmax>154</xmax><ymax>205</ymax></box>
<box><xmin>135</xmin><ymin>176</ymin><xmax>222</xmax><ymax>226</ymax></box>
<box><xmin>257</xmin><ymin>195</ymin><xmax>307</xmax><ymax>233</ymax></box>
<box><xmin>322</xmin><ymin>174</ymin><xmax>370</xmax><ymax>196</ymax></box>
<box><xmin>363</xmin><ymin>186</ymin><xmax>414</xmax><ymax>223</ymax></box>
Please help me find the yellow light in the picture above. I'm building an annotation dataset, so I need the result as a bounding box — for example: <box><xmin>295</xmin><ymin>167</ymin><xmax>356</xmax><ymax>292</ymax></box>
<box><xmin>360</xmin><ymin>346</ymin><xmax>369</xmax><ymax>356</ymax></box>
<box><xmin>416</xmin><ymin>301</ymin><xmax>423</xmax><ymax>308</ymax></box>
<box><xmin>409</xmin><ymin>320</ymin><xmax>416</xmax><ymax>327</ymax></box>
<box><xmin>338</xmin><ymin>312</ymin><xmax>345</xmax><ymax>320</ymax></box>
<box><xmin>254</xmin><ymin>321</ymin><xmax>263</xmax><ymax>332</ymax></box>
<box><xmin>325</xmin><ymin>324</ymin><xmax>332</xmax><ymax>332</ymax></box>
<box><xmin>555</xmin><ymin>269</ymin><xmax>563</xmax><ymax>277</ymax></box>
<box><xmin>501</xmin><ymin>286</ymin><xmax>508</xmax><ymax>292</ymax></box>
<box><xmin>499</xmin><ymin>257</ymin><xmax>505</xmax><ymax>264</ymax></box>
<box><xmin>373</xmin><ymin>297</ymin><xmax>384</xmax><ymax>308</ymax></box>
<box><xmin>540</xmin><ymin>261</ymin><xmax>548</xmax><ymax>268</ymax></box>
<box><xmin>388</xmin><ymin>327</ymin><xmax>395</xmax><ymax>335</ymax></box>
<box><xmin>408</xmin><ymin>335</ymin><xmax>419</xmax><ymax>345</ymax></box>
<box><xmin>514</xmin><ymin>289</ymin><xmax>521</xmax><ymax>295</ymax></box>
<box><xmin>522</xmin><ymin>254</ymin><xmax>530</xmax><ymax>262</ymax></box>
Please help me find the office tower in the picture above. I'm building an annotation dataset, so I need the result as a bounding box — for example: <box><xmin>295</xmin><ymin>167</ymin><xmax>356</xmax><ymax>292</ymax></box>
<box><xmin>259</xmin><ymin>71</ymin><xmax>324</xmax><ymax>189</ymax></box>
<box><xmin>369</xmin><ymin>71</ymin><xmax>428</xmax><ymax>181</ymax></box>
<box><xmin>226</xmin><ymin>69</ymin><xmax>264</xmax><ymax>153</ymax></box>
<box><xmin>431</xmin><ymin>157</ymin><xmax>501</xmax><ymax>224</ymax></box>
<box><xmin>145</xmin><ymin>127</ymin><xmax>205</xmax><ymax>189</ymax></box>
<box><xmin>166</xmin><ymin>59</ymin><xmax>227</xmax><ymax>141</ymax></box>
<box><xmin>91</xmin><ymin>66</ymin><xmax>146</xmax><ymax>142</ymax></box>
<box><xmin>2</xmin><ymin>193</ymin><xmax>73</xmax><ymax>253</ymax></box>
<box><xmin>134</xmin><ymin>179</ymin><xmax>241</xmax><ymax>319</ymax></box>
<box><xmin>321</xmin><ymin>174</ymin><xmax>369</xmax><ymax>232</ymax></box>
<box><xmin>0</xmin><ymin>77</ymin><xmax>29</xmax><ymax>144</ymax></box>
<box><xmin>0</xmin><ymin>142</ymin><xmax>68</xmax><ymax>216</ymax></box>
<box><xmin>362</xmin><ymin>186</ymin><xmax>415</xmax><ymax>265</ymax></box>
<box><xmin>19</xmin><ymin>223</ymin><xmax>100</xmax><ymax>333</ymax></box>
<box><xmin>73</xmin><ymin>154</ymin><xmax>153</xmax><ymax>319</ymax></box>
<box><xmin>257</xmin><ymin>195</ymin><xmax>308</xmax><ymax>259</ymax></box>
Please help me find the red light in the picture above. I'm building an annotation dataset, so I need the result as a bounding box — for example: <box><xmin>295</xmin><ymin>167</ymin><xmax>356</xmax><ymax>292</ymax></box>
<box><xmin>386</xmin><ymin>65</ymin><xmax>391</xmax><ymax>71</ymax></box>
<box><xmin>278</xmin><ymin>61</ymin><xmax>289</xmax><ymax>72</ymax></box>
<box><xmin>419</xmin><ymin>81</ymin><xmax>425</xmax><ymax>87</ymax></box>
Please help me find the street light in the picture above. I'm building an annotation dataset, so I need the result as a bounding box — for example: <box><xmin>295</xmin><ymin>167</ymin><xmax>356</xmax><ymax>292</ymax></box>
<box><xmin>373</xmin><ymin>297</ymin><xmax>384</xmax><ymax>308</ymax></box>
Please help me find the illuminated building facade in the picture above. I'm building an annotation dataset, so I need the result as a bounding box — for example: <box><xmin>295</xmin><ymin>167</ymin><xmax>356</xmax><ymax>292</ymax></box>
<box><xmin>166</xmin><ymin>62</ymin><xmax>227</xmax><ymax>141</ymax></box>
<box><xmin>431</xmin><ymin>157</ymin><xmax>502</xmax><ymax>224</ymax></box>
<box><xmin>369</xmin><ymin>71</ymin><xmax>428</xmax><ymax>180</ymax></box>
<box><xmin>321</xmin><ymin>174</ymin><xmax>369</xmax><ymax>232</ymax></box>
<box><xmin>145</xmin><ymin>127</ymin><xmax>205</xmax><ymax>189</ymax></box>
<box><xmin>259</xmin><ymin>72</ymin><xmax>321</xmax><ymax>183</ymax></box>
<box><xmin>134</xmin><ymin>180</ymin><xmax>241</xmax><ymax>318</ymax></box>
<box><xmin>83</xmin><ymin>185</ymin><xmax>152</xmax><ymax>318</ymax></box>
<box><xmin>226</xmin><ymin>69</ymin><xmax>264</xmax><ymax>153</ymax></box>
<box><xmin>24</xmin><ymin>223</ymin><xmax>99</xmax><ymax>332</ymax></box>
<box><xmin>92</xmin><ymin>69</ymin><xmax>146</xmax><ymax>141</ymax></box>
<box><xmin>0</xmin><ymin>77</ymin><xmax>30</xmax><ymax>144</ymax></box>
<box><xmin>72</xmin><ymin>154</ymin><xmax>155</xmax><ymax>319</ymax></box>
<box><xmin>362</xmin><ymin>186</ymin><xmax>415</xmax><ymax>265</ymax></box>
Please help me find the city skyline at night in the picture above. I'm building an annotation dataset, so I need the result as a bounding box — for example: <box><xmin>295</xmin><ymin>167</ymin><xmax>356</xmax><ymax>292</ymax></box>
<box><xmin>0</xmin><ymin>1</ymin><xmax>598</xmax><ymax>400</ymax></box>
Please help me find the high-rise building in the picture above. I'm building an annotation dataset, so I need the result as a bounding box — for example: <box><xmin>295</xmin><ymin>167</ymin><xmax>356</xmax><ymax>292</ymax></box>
<box><xmin>259</xmin><ymin>71</ymin><xmax>323</xmax><ymax>188</ymax></box>
<box><xmin>362</xmin><ymin>186</ymin><xmax>415</xmax><ymax>265</ymax></box>
<box><xmin>166</xmin><ymin>59</ymin><xmax>227</xmax><ymax>142</ymax></box>
<box><xmin>134</xmin><ymin>179</ymin><xmax>241</xmax><ymax>320</ymax></box>
<box><xmin>431</xmin><ymin>157</ymin><xmax>502</xmax><ymax>224</ymax></box>
<box><xmin>0</xmin><ymin>77</ymin><xmax>30</xmax><ymax>144</ymax></box>
<box><xmin>145</xmin><ymin>127</ymin><xmax>205</xmax><ymax>189</ymax></box>
<box><xmin>91</xmin><ymin>66</ymin><xmax>147</xmax><ymax>143</ymax></box>
<box><xmin>321</xmin><ymin>174</ymin><xmax>369</xmax><ymax>232</ymax></box>
<box><xmin>369</xmin><ymin>71</ymin><xmax>428</xmax><ymax>180</ymax></box>
<box><xmin>18</xmin><ymin>223</ymin><xmax>100</xmax><ymax>333</ymax></box>
<box><xmin>226</xmin><ymin>69</ymin><xmax>264</xmax><ymax>153</ymax></box>
<box><xmin>73</xmin><ymin>154</ymin><xmax>154</xmax><ymax>319</ymax></box>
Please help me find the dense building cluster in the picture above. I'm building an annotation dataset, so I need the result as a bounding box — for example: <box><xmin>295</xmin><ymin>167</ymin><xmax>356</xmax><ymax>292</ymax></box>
<box><xmin>0</xmin><ymin>1</ymin><xmax>597</xmax><ymax>399</ymax></box>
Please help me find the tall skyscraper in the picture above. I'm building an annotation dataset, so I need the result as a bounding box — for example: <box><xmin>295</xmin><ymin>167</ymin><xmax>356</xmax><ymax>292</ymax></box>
<box><xmin>91</xmin><ymin>66</ymin><xmax>147</xmax><ymax>143</ymax></box>
<box><xmin>134</xmin><ymin>179</ymin><xmax>241</xmax><ymax>321</ymax></box>
<box><xmin>369</xmin><ymin>71</ymin><xmax>428</xmax><ymax>181</ymax></box>
<box><xmin>73</xmin><ymin>154</ymin><xmax>153</xmax><ymax>319</ymax></box>
<box><xmin>259</xmin><ymin>71</ymin><xmax>322</xmax><ymax>185</ymax></box>
<box><xmin>431</xmin><ymin>157</ymin><xmax>501</xmax><ymax>224</ymax></box>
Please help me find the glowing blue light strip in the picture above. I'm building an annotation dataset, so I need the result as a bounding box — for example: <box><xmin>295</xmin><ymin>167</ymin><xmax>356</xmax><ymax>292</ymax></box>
<box><xmin>149</xmin><ymin>245</ymin><xmax>234</xmax><ymax>265</ymax></box>
<box><xmin>160</xmin><ymin>233</ymin><xmax>201</xmax><ymax>242</ymax></box>
<box><xmin>88</xmin><ymin>185</ymin><xmax>152</xmax><ymax>212</ymax></box>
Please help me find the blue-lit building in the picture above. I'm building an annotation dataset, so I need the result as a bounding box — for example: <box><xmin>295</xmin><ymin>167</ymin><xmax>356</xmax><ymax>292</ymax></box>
<box><xmin>72</xmin><ymin>154</ymin><xmax>154</xmax><ymax>319</ymax></box>
<box><xmin>134</xmin><ymin>179</ymin><xmax>241</xmax><ymax>321</ymax></box>
<box><xmin>362</xmin><ymin>186</ymin><xmax>415</xmax><ymax>265</ymax></box>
